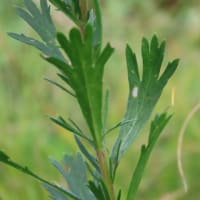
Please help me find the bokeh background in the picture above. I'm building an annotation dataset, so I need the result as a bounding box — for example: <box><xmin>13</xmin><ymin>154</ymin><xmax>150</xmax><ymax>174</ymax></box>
<box><xmin>0</xmin><ymin>0</ymin><xmax>200</xmax><ymax>199</ymax></box>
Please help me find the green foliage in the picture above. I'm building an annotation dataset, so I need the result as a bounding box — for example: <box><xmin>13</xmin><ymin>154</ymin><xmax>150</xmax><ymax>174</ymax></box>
<box><xmin>49</xmin><ymin>154</ymin><xmax>96</xmax><ymax>200</ymax></box>
<box><xmin>126</xmin><ymin>113</ymin><xmax>172</xmax><ymax>200</ymax></box>
<box><xmin>46</xmin><ymin>25</ymin><xmax>114</xmax><ymax>148</ymax></box>
<box><xmin>0</xmin><ymin>0</ymin><xmax>179</xmax><ymax>199</ymax></box>
<box><xmin>8</xmin><ymin>0</ymin><xmax>64</xmax><ymax>61</ymax></box>
<box><xmin>0</xmin><ymin>151</ymin><xmax>78</xmax><ymax>199</ymax></box>
<box><xmin>111</xmin><ymin>36</ymin><xmax>179</xmax><ymax>174</ymax></box>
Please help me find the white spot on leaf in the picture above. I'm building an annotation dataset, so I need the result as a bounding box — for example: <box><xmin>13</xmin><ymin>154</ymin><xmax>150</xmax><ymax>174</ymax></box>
<box><xmin>132</xmin><ymin>86</ymin><xmax>138</xmax><ymax>98</ymax></box>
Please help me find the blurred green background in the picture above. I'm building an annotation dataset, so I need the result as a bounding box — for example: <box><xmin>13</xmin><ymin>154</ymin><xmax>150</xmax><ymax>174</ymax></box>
<box><xmin>0</xmin><ymin>0</ymin><xmax>200</xmax><ymax>199</ymax></box>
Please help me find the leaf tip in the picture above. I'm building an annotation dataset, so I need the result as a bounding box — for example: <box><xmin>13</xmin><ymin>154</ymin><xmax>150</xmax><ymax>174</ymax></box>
<box><xmin>0</xmin><ymin>151</ymin><xmax>10</xmax><ymax>161</ymax></box>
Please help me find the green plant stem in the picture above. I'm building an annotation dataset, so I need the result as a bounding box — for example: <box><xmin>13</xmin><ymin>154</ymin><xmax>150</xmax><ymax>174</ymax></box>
<box><xmin>126</xmin><ymin>114</ymin><xmax>171</xmax><ymax>200</ymax></box>
<box><xmin>126</xmin><ymin>145</ymin><xmax>150</xmax><ymax>200</ymax></box>
<box><xmin>80</xmin><ymin>0</ymin><xmax>88</xmax><ymax>22</ymax></box>
<box><xmin>97</xmin><ymin>149</ymin><xmax>116</xmax><ymax>200</ymax></box>
<box><xmin>0</xmin><ymin>153</ymin><xmax>80</xmax><ymax>200</ymax></box>
<box><xmin>79</xmin><ymin>0</ymin><xmax>88</xmax><ymax>36</ymax></box>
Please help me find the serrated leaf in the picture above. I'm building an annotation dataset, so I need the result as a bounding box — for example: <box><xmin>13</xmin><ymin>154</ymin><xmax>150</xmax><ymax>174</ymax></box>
<box><xmin>112</xmin><ymin>35</ymin><xmax>179</xmax><ymax>170</ymax></box>
<box><xmin>8</xmin><ymin>0</ymin><xmax>64</xmax><ymax>61</ymax></box>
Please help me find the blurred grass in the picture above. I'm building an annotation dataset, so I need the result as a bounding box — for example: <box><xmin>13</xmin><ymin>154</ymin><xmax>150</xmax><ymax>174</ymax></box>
<box><xmin>0</xmin><ymin>0</ymin><xmax>200</xmax><ymax>199</ymax></box>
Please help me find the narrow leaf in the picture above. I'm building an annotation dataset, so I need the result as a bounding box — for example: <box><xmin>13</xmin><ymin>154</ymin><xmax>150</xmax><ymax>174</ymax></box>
<box><xmin>88</xmin><ymin>181</ymin><xmax>105</xmax><ymax>200</ymax></box>
<box><xmin>45</xmin><ymin>78</ymin><xmax>76</xmax><ymax>97</ymax></box>
<box><xmin>74</xmin><ymin>136</ymin><xmax>99</xmax><ymax>171</ymax></box>
<box><xmin>43</xmin><ymin>56</ymin><xmax>72</xmax><ymax>76</ymax></box>
<box><xmin>96</xmin><ymin>43</ymin><xmax>114</xmax><ymax>75</ymax></box>
<box><xmin>102</xmin><ymin>90</ymin><xmax>109</xmax><ymax>135</ymax></box>
<box><xmin>117</xmin><ymin>190</ymin><xmax>122</xmax><ymax>200</ymax></box>
<box><xmin>126</xmin><ymin>44</ymin><xmax>140</xmax><ymax>87</ymax></box>
<box><xmin>49</xmin><ymin>116</ymin><xmax>92</xmax><ymax>143</ymax></box>
<box><xmin>0</xmin><ymin>151</ymin><xmax>80</xmax><ymax>200</ymax></box>
<box><xmin>92</xmin><ymin>0</ymin><xmax>102</xmax><ymax>47</ymax></box>
<box><xmin>159</xmin><ymin>59</ymin><xmax>179</xmax><ymax>86</ymax></box>
<box><xmin>8</xmin><ymin>33</ymin><xmax>63</xmax><ymax>60</ymax></box>
<box><xmin>126</xmin><ymin>113</ymin><xmax>172</xmax><ymax>200</ymax></box>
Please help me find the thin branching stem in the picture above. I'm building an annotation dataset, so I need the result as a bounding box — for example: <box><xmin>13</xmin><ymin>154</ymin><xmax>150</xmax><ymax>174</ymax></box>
<box><xmin>177</xmin><ymin>102</ymin><xmax>200</xmax><ymax>192</ymax></box>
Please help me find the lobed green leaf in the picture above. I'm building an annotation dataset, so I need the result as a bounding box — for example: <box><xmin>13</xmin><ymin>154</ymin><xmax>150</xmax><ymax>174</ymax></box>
<box><xmin>49</xmin><ymin>153</ymin><xmax>96</xmax><ymax>200</ymax></box>
<box><xmin>8</xmin><ymin>0</ymin><xmax>64</xmax><ymax>61</ymax></box>
<box><xmin>56</xmin><ymin>24</ymin><xmax>114</xmax><ymax>147</ymax></box>
<box><xmin>111</xmin><ymin>35</ymin><xmax>179</xmax><ymax>172</ymax></box>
